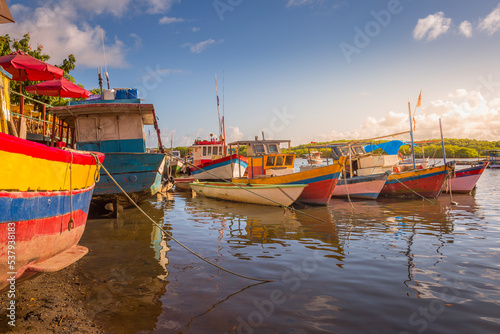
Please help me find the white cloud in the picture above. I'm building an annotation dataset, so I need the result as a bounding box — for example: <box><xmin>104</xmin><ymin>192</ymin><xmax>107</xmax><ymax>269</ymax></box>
<box><xmin>479</xmin><ymin>4</ymin><xmax>500</xmax><ymax>35</ymax></box>
<box><xmin>74</xmin><ymin>0</ymin><xmax>132</xmax><ymax>17</ymax></box>
<box><xmin>159</xmin><ymin>16</ymin><xmax>184</xmax><ymax>24</ymax></box>
<box><xmin>182</xmin><ymin>39</ymin><xmax>223</xmax><ymax>54</ymax></box>
<box><xmin>146</xmin><ymin>0</ymin><xmax>180</xmax><ymax>14</ymax></box>
<box><xmin>292</xmin><ymin>89</ymin><xmax>500</xmax><ymax>145</ymax></box>
<box><xmin>4</xmin><ymin>3</ymin><xmax>127</xmax><ymax>68</ymax></box>
<box><xmin>130</xmin><ymin>33</ymin><xmax>142</xmax><ymax>48</ymax></box>
<box><xmin>192</xmin><ymin>27</ymin><xmax>200</xmax><ymax>32</ymax></box>
<box><xmin>226</xmin><ymin>127</ymin><xmax>244</xmax><ymax>142</ymax></box>
<box><xmin>413</xmin><ymin>12</ymin><xmax>452</xmax><ymax>41</ymax></box>
<box><xmin>459</xmin><ymin>21</ymin><xmax>473</xmax><ymax>38</ymax></box>
<box><xmin>286</xmin><ymin>0</ymin><xmax>324</xmax><ymax>8</ymax></box>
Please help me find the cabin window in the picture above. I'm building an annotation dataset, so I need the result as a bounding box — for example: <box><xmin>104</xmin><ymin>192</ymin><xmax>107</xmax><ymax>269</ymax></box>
<box><xmin>285</xmin><ymin>155</ymin><xmax>294</xmax><ymax>166</ymax></box>
<box><xmin>276</xmin><ymin>155</ymin><xmax>284</xmax><ymax>166</ymax></box>
<box><xmin>331</xmin><ymin>148</ymin><xmax>342</xmax><ymax>160</ymax></box>
<box><xmin>340</xmin><ymin>147</ymin><xmax>350</xmax><ymax>155</ymax></box>
<box><xmin>254</xmin><ymin>144</ymin><xmax>265</xmax><ymax>154</ymax></box>
<box><xmin>207</xmin><ymin>146</ymin><xmax>212</xmax><ymax>156</ymax></box>
<box><xmin>266</xmin><ymin>156</ymin><xmax>275</xmax><ymax>166</ymax></box>
<box><xmin>353</xmin><ymin>146</ymin><xmax>365</xmax><ymax>155</ymax></box>
<box><xmin>268</xmin><ymin>144</ymin><xmax>278</xmax><ymax>153</ymax></box>
<box><xmin>203</xmin><ymin>147</ymin><xmax>207</xmax><ymax>156</ymax></box>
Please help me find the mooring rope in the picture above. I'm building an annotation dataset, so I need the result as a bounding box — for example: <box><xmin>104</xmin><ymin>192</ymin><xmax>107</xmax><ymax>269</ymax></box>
<box><xmin>168</xmin><ymin>153</ymin><xmax>337</xmax><ymax>224</ymax></box>
<box><xmin>93</xmin><ymin>155</ymin><xmax>273</xmax><ymax>282</ymax></box>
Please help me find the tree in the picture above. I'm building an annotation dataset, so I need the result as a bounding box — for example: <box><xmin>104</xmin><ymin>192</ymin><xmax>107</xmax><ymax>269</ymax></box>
<box><xmin>0</xmin><ymin>33</ymin><xmax>80</xmax><ymax>109</ymax></box>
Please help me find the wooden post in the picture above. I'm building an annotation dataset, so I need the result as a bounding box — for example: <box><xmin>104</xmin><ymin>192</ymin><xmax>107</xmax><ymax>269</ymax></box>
<box><xmin>50</xmin><ymin>115</ymin><xmax>57</xmax><ymax>147</ymax></box>
<box><xmin>70</xmin><ymin>127</ymin><xmax>75</xmax><ymax>148</ymax></box>
<box><xmin>42</xmin><ymin>105</ymin><xmax>46</xmax><ymax>141</ymax></box>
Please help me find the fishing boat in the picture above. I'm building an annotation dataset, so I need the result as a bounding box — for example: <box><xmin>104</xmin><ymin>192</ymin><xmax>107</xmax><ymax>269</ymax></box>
<box><xmin>0</xmin><ymin>67</ymin><xmax>104</xmax><ymax>290</ymax></box>
<box><xmin>174</xmin><ymin>176</ymin><xmax>196</xmax><ymax>191</ymax></box>
<box><xmin>190</xmin><ymin>181</ymin><xmax>307</xmax><ymax>207</ymax></box>
<box><xmin>487</xmin><ymin>150</ymin><xmax>500</xmax><ymax>168</ymax></box>
<box><xmin>333</xmin><ymin>171</ymin><xmax>391</xmax><ymax>200</ymax></box>
<box><xmin>306</xmin><ymin>150</ymin><xmax>323</xmax><ymax>164</ymax></box>
<box><xmin>380</xmin><ymin>163</ymin><xmax>454</xmax><ymax>198</ymax></box>
<box><xmin>331</xmin><ymin>140</ymin><xmax>453</xmax><ymax>199</ymax></box>
<box><xmin>188</xmin><ymin>136</ymin><xmax>247</xmax><ymax>180</ymax></box>
<box><xmin>444</xmin><ymin>161</ymin><xmax>489</xmax><ymax>194</ymax></box>
<box><xmin>50</xmin><ymin>94</ymin><xmax>166</xmax><ymax>210</ymax></box>
<box><xmin>230</xmin><ymin>139</ymin><xmax>346</xmax><ymax>205</ymax></box>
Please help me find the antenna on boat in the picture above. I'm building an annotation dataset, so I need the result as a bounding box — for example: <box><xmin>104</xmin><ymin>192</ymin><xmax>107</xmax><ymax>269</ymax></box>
<box><xmin>215</xmin><ymin>72</ymin><xmax>222</xmax><ymax>141</ymax></box>
<box><xmin>97</xmin><ymin>68</ymin><xmax>103</xmax><ymax>96</ymax></box>
<box><xmin>222</xmin><ymin>71</ymin><xmax>227</xmax><ymax>156</ymax></box>
<box><xmin>101</xmin><ymin>27</ymin><xmax>110</xmax><ymax>89</ymax></box>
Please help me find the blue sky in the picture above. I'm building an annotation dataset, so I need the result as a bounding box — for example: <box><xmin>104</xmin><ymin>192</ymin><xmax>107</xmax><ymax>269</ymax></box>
<box><xmin>3</xmin><ymin>0</ymin><xmax>500</xmax><ymax>146</ymax></box>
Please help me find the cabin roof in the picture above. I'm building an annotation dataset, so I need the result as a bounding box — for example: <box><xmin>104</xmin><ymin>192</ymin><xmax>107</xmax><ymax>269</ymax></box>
<box><xmin>228</xmin><ymin>139</ymin><xmax>291</xmax><ymax>146</ymax></box>
<box><xmin>50</xmin><ymin>103</ymin><xmax>156</xmax><ymax>127</ymax></box>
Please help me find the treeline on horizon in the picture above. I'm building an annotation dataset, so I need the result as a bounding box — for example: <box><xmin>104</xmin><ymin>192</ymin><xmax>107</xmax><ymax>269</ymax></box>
<box><xmin>165</xmin><ymin>138</ymin><xmax>499</xmax><ymax>159</ymax></box>
<box><xmin>290</xmin><ymin>138</ymin><xmax>500</xmax><ymax>159</ymax></box>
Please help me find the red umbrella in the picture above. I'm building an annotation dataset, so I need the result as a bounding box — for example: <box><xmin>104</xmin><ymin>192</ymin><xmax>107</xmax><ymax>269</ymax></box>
<box><xmin>26</xmin><ymin>77</ymin><xmax>91</xmax><ymax>99</ymax></box>
<box><xmin>0</xmin><ymin>50</ymin><xmax>63</xmax><ymax>82</ymax></box>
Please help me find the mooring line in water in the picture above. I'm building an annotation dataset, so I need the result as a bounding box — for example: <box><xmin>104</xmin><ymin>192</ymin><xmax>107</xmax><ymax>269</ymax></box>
<box><xmin>391</xmin><ymin>175</ymin><xmax>435</xmax><ymax>204</ymax></box>
<box><xmin>96</xmin><ymin>159</ymin><xmax>274</xmax><ymax>283</ymax></box>
<box><xmin>167</xmin><ymin>153</ymin><xmax>336</xmax><ymax>224</ymax></box>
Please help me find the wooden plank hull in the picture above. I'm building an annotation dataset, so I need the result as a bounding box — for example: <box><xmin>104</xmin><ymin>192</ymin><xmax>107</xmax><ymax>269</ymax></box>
<box><xmin>190</xmin><ymin>182</ymin><xmax>307</xmax><ymax>207</ymax></box>
<box><xmin>191</xmin><ymin>154</ymin><xmax>248</xmax><ymax>180</ymax></box>
<box><xmin>380</xmin><ymin>163</ymin><xmax>454</xmax><ymax>198</ymax></box>
<box><xmin>333</xmin><ymin>171</ymin><xmax>390</xmax><ymax>200</ymax></box>
<box><xmin>445</xmin><ymin>161</ymin><xmax>489</xmax><ymax>194</ymax></box>
<box><xmin>232</xmin><ymin>157</ymin><xmax>346</xmax><ymax>205</ymax></box>
<box><xmin>92</xmin><ymin>152</ymin><xmax>165</xmax><ymax>207</ymax></box>
<box><xmin>0</xmin><ymin>133</ymin><xmax>103</xmax><ymax>291</ymax></box>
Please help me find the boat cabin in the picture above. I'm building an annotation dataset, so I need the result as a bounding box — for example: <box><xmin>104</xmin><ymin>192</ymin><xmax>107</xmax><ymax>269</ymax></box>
<box><xmin>189</xmin><ymin>138</ymin><xmax>228</xmax><ymax>166</ymax></box>
<box><xmin>50</xmin><ymin>102</ymin><xmax>156</xmax><ymax>153</ymax></box>
<box><xmin>228</xmin><ymin>139</ymin><xmax>295</xmax><ymax>178</ymax></box>
<box><xmin>488</xmin><ymin>150</ymin><xmax>500</xmax><ymax>168</ymax></box>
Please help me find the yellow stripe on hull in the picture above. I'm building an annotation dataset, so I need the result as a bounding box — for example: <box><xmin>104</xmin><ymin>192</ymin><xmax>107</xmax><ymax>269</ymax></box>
<box><xmin>0</xmin><ymin>150</ymin><xmax>99</xmax><ymax>191</ymax></box>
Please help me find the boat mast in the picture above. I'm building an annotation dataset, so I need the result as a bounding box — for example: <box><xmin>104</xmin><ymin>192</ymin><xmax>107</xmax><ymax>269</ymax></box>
<box><xmin>223</xmin><ymin>71</ymin><xmax>227</xmax><ymax>157</ymax></box>
<box><xmin>408</xmin><ymin>100</ymin><xmax>416</xmax><ymax>169</ymax></box>
<box><xmin>439</xmin><ymin>118</ymin><xmax>446</xmax><ymax>164</ymax></box>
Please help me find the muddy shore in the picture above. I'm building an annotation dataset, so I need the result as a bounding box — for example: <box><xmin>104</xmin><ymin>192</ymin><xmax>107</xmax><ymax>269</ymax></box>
<box><xmin>0</xmin><ymin>262</ymin><xmax>103</xmax><ymax>333</ymax></box>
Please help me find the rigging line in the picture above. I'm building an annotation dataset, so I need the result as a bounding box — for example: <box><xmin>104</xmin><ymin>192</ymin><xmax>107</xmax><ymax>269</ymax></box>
<box><xmin>167</xmin><ymin>152</ymin><xmax>338</xmax><ymax>224</ymax></box>
<box><xmin>94</xmin><ymin>156</ymin><xmax>273</xmax><ymax>282</ymax></box>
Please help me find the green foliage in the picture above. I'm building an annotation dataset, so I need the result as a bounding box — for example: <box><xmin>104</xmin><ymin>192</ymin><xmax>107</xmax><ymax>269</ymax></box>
<box><xmin>1</xmin><ymin>33</ymin><xmax>80</xmax><ymax>109</ymax></box>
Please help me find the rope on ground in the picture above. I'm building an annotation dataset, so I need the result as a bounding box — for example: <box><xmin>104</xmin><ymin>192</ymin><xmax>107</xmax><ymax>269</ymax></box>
<box><xmin>94</xmin><ymin>155</ymin><xmax>274</xmax><ymax>283</ymax></box>
<box><xmin>168</xmin><ymin>153</ymin><xmax>337</xmax><ymax>224</ymax></box>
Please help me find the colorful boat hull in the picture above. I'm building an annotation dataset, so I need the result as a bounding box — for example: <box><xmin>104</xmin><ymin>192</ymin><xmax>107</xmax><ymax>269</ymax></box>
<box><xmin>191</xmin><ymin>154</ymin><xmax>248</xmax><ymax>180</ymax></box>
<box><xmin>0</xmin><ymin>132</ymin><xmax>103</xmax><ymax>291</ymax></box>
<box><xmin>333</xmin><ymin>171</ymin><xmax>390</xmax><ymax>200</ymax></box>
<box><xmin>445</xmin><ymin>161</ymin><xmax>489</xmax><ymax>194</ymax></box>
<box><xmin>190</xmin><ymin>182</ymin><xmax>307</xmax><ymax>207</ymax></box>
<box><xmin>380</xmin><ymin>163</ymin><xmax>454</xmax><ymax>198</ymax></box>
<box><xmin>232</xmin><ymin>157</ymin><xmax>346</xmax><ymax>205</ymax></box>
<box><xmin>92</xmin><ymin>152</ymin><xmax>165</xmax><ymax>208</ymax></box>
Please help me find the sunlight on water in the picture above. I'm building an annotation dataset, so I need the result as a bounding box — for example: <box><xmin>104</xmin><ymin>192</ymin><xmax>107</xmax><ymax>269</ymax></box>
<box><xmin>73</xmin><ymin>168</ymin><xmax>500</xmax><ymax>334</ymax></box>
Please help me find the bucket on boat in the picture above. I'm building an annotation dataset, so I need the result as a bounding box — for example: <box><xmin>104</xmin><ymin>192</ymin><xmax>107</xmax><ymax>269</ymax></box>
<box><xmin>115</xmin><ymin>89</ymin><xmax>128</xmax><ymax>99</ymax></box>
<box><xmin>128</xmin><ymin>88</ymin><xmax>139</xmax><ymax>99</ymax></box>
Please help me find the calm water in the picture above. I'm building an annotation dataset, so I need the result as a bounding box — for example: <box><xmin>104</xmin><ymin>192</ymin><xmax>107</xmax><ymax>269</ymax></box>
<box><xmin>77</xmin><ymin>167</ymin><xmax>500</xmax><ymax>334</ymax></box>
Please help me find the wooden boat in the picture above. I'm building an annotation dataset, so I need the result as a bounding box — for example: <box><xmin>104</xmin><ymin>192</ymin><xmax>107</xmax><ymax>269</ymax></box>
<box><xmin>328</xmin><ymin>141</ymin><xmax>453</xmax><ymax>199</ymax></box>
<box><xmin>51</xmin><ymin>99</ymin><xmax>166</xmax><ymax>209</ymax></box>
<box><xmin>174</xmin><ymin>176</ymin><xmax>196</xmax><ymax>191</ymax></box>
<box><xmin>188</xmin><ymin>138</ymin><xmax>247</xmax><ymax>180</ymax></box>
<box><xmin>306</xmin><ymin>150</ymin><xmax>323</xmax><ymax>164</ymax></box>
<box><xmin>1</xmin><ymin>67</ymin><xmax>104</xmax><ymax>290</ymax></box>
<box><xmin>444</xmin><ymin>161</ymin><xmax>489</xmax><ymax>194</ymax></box>
<box><xmin>380</xmin><ymin>163</ymin><xmax>454</xmax><ymax>198</ymax></box>
<box><xmin>190</xmin><ymin>181</ymin><xmax>307</xmax><ymax>207</ymax></box>
<box><xmin>230</xmin><ymin>139</ymin><xmax>346</xmax><ymax>205</ymax></box>
<box><xmin>487</xmin><ymin>150</ymin><xmax>500</xmax><ymax>168</ymax></box>
<box><xmin>333</xmin><ymin>171</ymin><xmax>391</xmax><ymax>200</ymax></box>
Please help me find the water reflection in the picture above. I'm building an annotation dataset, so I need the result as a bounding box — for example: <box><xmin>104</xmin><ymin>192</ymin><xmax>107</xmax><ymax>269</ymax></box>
<box><xmin>78</xmin><ymin>201</ymin><xmax>169</xmax><ymax>333</ymax></box>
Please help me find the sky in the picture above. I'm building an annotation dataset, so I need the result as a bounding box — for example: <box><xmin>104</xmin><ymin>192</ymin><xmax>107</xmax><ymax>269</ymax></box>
<box><xmin>2</xmin><ymin>0</ymin><xmax>500</xmax><ymax>147</ymax></box>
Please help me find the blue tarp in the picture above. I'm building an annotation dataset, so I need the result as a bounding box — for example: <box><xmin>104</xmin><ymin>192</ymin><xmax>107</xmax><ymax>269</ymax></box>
<box><xmin>364</xmin><ymin>140</ymin><xmax>408</xmax><ymax>155</ymax></box>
